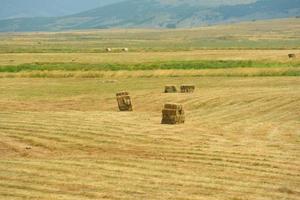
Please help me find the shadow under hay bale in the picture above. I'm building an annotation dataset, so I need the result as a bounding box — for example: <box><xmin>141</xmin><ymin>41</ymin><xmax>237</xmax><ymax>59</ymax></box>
<box><xmin>181</xmin><ymin>85</ymin><xmax>195</xmax><ymax>93</ymax></box>
<box><xmin>164</xmin><ymin>85</ymin><xmax>177</xmax><ymax>93</ymax></box>
<box><xmin>288</xmin><ymin>54</ymin><xmax>296</xmax><ymax>59</ymax></box>
<box><xmin>116</xmin><ymin>91</ymin><xmax>133</xmax><ymax>111</ymax></box>
<box><xmin>161</xmin><ymin>103</ymin><xmax>185</xmax><ymax>125</ymax></box>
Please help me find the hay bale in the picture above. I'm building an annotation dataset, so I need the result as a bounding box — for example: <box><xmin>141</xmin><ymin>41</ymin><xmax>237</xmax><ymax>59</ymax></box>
<box><xmin>161</xmin><ymin>103</ymin><xmax>185</xmax><ymax>124</ymax></box>
<box><xmin>288</xmin><ymin>54</ymin><xmax>296</xmax><ymax>58</ymax></box>
<box><xmin>116</xmin><ymin>92</ymin><xmax>129</xmax><ymax>96</ymax></box>
<box><xmin>180</xmin><ymin>85</ymin><xmax>195</xmax><ymax>93</ymax></box>
<box><xmin>164</xmin><ymin>85</ymin><xmax>177</xmax><ymax>93</ymax></box>
<box><xmin>164</xmin><ymin>103</ymin><xmax>182</xmax><ymax>110</ymax></box>
<box><xmin>116</xmin><ymin>91</ymin><xmax>133</xmax><ymax>111</ymax></box>
<box><xmin>122</xmin><ymin>48</ymin><xmax>129</xmax><ymax>52</ymax></box>
<box><xmin>106</xmin><ymin>48</ymin><xmax>112</xmax><ymax>52</ymax></box>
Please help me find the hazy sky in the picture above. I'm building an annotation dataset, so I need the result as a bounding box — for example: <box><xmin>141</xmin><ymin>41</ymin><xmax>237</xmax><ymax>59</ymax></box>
<box><xmin>0</xmin><ymin>0</ymin><xmax>123</xmax><ymax>19</ymax></box>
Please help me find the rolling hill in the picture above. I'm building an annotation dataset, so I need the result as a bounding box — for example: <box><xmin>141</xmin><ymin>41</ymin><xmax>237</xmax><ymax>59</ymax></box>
<box><xmin>0</xmin><ymin>0</ymin><xmax>299</xmax><ymax>32</ymax></box>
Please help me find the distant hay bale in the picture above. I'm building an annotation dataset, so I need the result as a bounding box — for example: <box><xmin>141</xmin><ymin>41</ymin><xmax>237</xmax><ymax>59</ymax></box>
<box><xmin>122</xmin><ymin>48</ymin><xmax>129</xmax><ymax>52</ymax></box>
<box><xmin>180</xmin><ymin>85</ymin><xmax>195</xmax><ymax>93</ymax></box>
<box><xmin>164</xmin><ymin>85</ymin><xmax>177</xmax><ymax>93</ymax></box>
<box><xmin>288</xmin><ymin>54</ymin><xmax>296</xmax><ymax>59</ymax></box>
<box><xmin>116</xmin><ymin>91</ymin><xmax>133</xmax><ymax>111</ymax></box>
<box><xmin>161</xmin><ymin>103</ymin><xmax>185</xmax><ymax>125</ymax></box>
<box><xmin>106</xmin><ymin>48</ymin><xmax>112</xmax><ymax>52</ymax></box>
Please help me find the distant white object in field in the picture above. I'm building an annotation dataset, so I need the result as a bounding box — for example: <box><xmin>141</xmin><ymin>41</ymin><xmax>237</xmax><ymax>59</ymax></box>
<box><xmin>122</xmin><ymin>48</ymin><xmax>129</xmax><ymax>52</ymax></box>
<box><xmin>106</xmin><ymin>48</ymin><xmax>112</xmax><ymax>52</ymax></box>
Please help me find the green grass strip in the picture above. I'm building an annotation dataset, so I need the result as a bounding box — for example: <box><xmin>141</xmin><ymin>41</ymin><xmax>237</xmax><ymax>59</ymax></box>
<box><xmin>0</xmin><ymin>60</ymin><xmax>299</xmax><ymax>73</ymax></box>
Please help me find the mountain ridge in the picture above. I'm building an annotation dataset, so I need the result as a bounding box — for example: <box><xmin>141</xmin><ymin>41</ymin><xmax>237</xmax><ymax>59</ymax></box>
<box><xmin>0</xmin><ymin>0</ymin><xmax>299</xmax><ymax>32</ymax></box>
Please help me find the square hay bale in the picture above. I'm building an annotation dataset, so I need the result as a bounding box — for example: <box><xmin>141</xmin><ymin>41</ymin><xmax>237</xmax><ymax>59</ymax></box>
<box><xmin>161</xmin><ymin>103</ymin><xmax>185</xmax><ymax>125</ymax></box>
<box><xmin>180</xmin><ymin>85</ymin><xmax>195</xmax><ymax>93</ymax></box>
<box><xmin>164</xmin><ymin>103</ymin><xmax>183</xmax><ymax>110</ymax></box>
<box><xmin>164</xmin><ymin>85</ymin><xmax>177</xmax><ymax>93</ymax></box>
<box><xmin>116</xmin><ymin>91</ymin><xmax>129</xmax><ymax>96</ymax></box>
<box><xmin>116</xmin><ymin>91</ymin><xmax>133</xmax><ymax>111</ymax></box>
<box><xmin>288</xmin><ymin>54</ymin><xmax>296</xmax><ymax>58</ymax></box>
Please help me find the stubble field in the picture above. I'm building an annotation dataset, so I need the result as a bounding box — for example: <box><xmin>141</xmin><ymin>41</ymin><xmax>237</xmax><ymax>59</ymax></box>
<box><xmin>0</xmin><ymin>77</ymin><xmax>300</xmax><ymax>199</ymax></box>
<box><xmin>0</xmin><ymin>18</ymin><xmax>299</xmax><ymax>200</ymax></box>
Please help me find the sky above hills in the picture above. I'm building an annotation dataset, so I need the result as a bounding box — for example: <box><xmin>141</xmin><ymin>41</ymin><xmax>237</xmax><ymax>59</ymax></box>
<box><xmin>0</xmin><ymin>0</ymin><xmax>123</xmax><ymax>19</ymax></box>
<box><xmin>0</xmin><ymin>0</ymin><xmax>257</xmax><ymax>19</ymax></box>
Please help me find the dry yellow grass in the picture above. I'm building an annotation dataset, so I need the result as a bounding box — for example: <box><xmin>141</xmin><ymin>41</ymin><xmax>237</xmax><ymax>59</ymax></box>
<box><xmin>0</xmin><ymin>18</ymin><xmax>299</xmax><ymax>55</ymax></box>
<box><xmin>0</xmin><ymin>77</ymin><xmax>299</xmax><ymax>199</ymax></box>
<box><xmin>0</xmin><ymin>67</ymin><xmax>299</xmax><ymax>79</ymax></box>
<box><xmin>1</xmin><ymin>50</ymin><xmax>299</xmax><ymax>66</ymax></box>
<box><xmin>0</xmin><ymin>18</ymin><xmax>299</xmax><ymax>199</ymax></box>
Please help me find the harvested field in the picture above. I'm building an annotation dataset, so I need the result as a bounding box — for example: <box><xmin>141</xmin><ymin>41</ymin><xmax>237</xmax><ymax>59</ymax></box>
<box><xmin>0</xmin><ymin>17</ymin><xmax>299</xmax><ymax>200</ymax></box>
<box><xmin>0</xmin><ymin>18</ymin><xmax>299</xmax><ymax>53</ymax></box>
<box><xmin>1</xmin><ymin>50</ymin><xmax>300</xmax><ymax>66</ymax></box>
<box><xmin>0</xmin><ymin>77</ymin><xmax>299</xmax><ymax>199</ymax></box>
